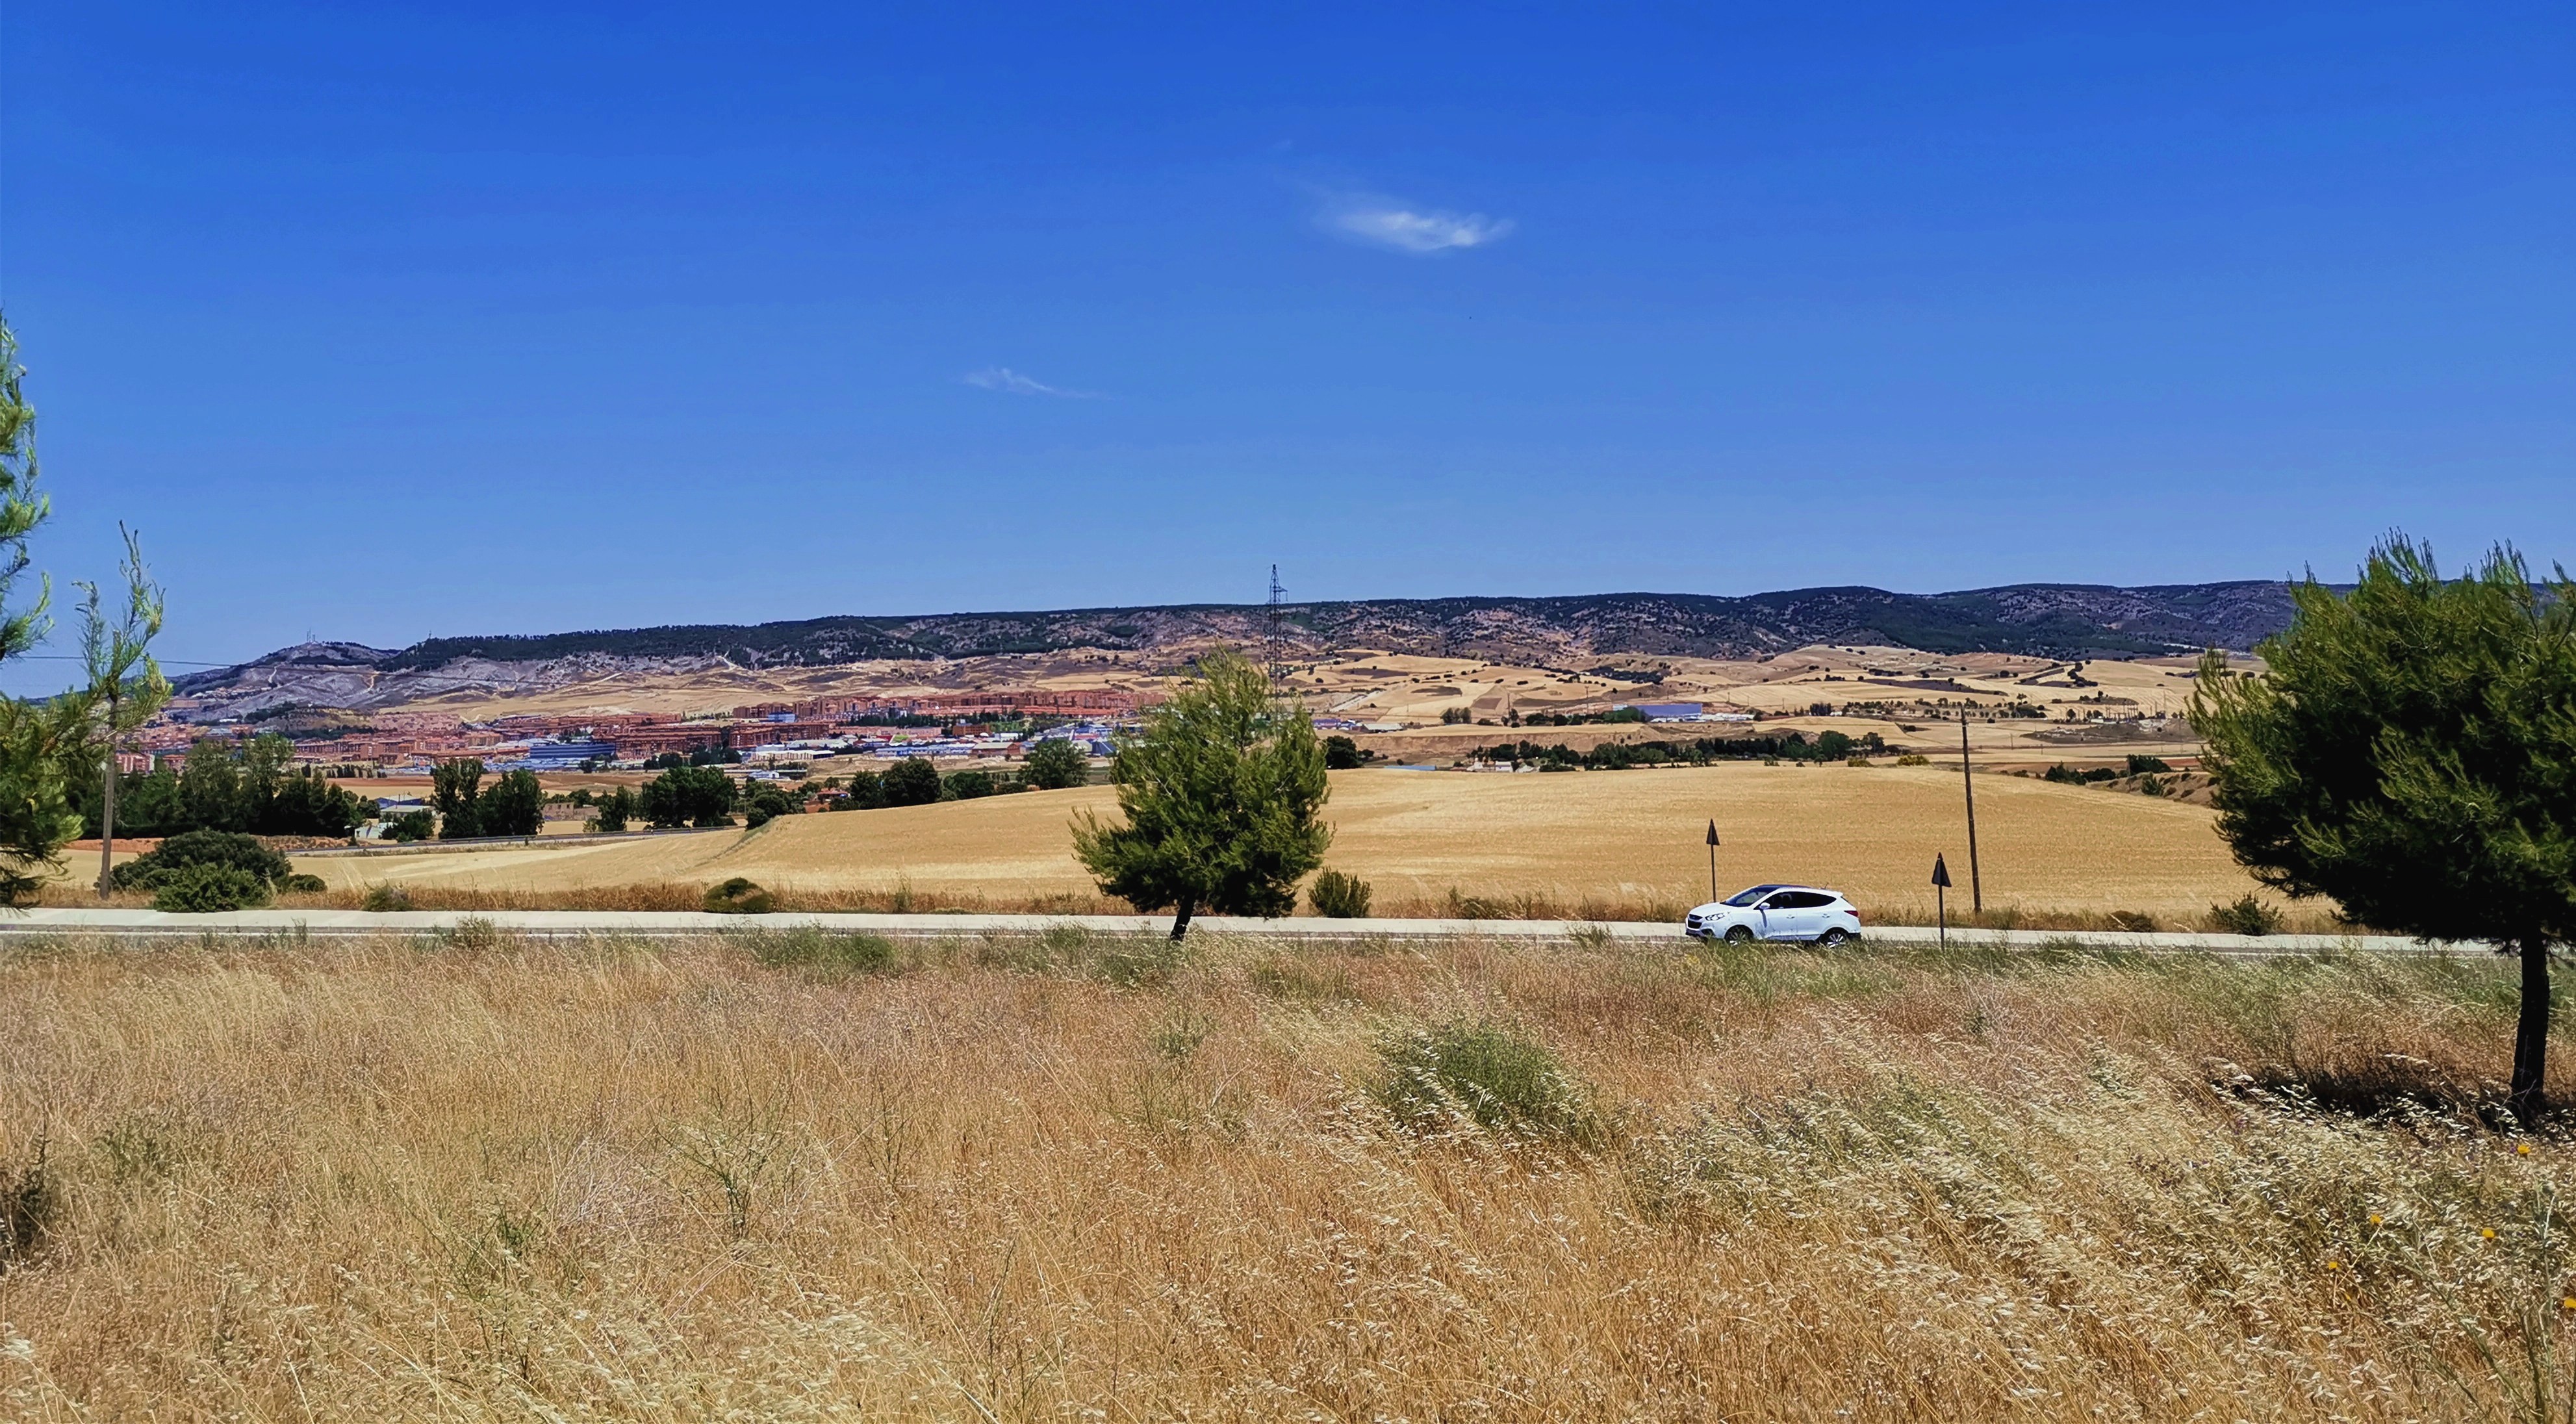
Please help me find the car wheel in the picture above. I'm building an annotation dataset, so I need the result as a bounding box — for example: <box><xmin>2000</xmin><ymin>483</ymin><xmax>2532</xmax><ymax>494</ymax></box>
<box><xmin>1724</xmin><ymin>925</ymin><xmax>1755</xmax><ymax>944</ymax></box>
<box><xmin>1817</xmin><ymin>927</ymin><xmax>1850</xmax><ymax>947</ymax></box>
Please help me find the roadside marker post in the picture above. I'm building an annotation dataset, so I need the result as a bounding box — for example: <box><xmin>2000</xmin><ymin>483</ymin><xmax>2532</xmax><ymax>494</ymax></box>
<box><xmin>1932</xmin><ymin>852</ymin><xmax>1952</xmax><ymax>948</ymax></box>
<box><xmin>1705</xmin><ymin>819</ymin><xmax>1720</xmax><ymax>902</ymax></box>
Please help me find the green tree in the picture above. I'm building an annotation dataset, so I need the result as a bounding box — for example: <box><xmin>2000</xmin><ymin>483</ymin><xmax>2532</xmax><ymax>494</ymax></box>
<box><xmin>263</xmin><ymin>769</ymin><xmax>368</xmax><ymax>837</ymax></box>
<box><xmin>589</xmin><ymin>785</ymin><xmax>637</xmax><ymax>833</ymax></box>
<box><xmin>77</xmin><ymin>526</ymin><xmax>169</xmax><ymax>896</ymax></box>
<box><xmin>944</xmin><ymin>768</ymin><xmax>995</xmax><ymax>800</ymax></box>
<box><xmin>177</xmin><ymin>739</ymin><xmax>247</xmax><ymax>830</ymax></box>
<box><xmin>743</xmin><ymin>782</ymin><xmax>800</xmax><ymax>827</ymax></box>
<box><xmin>1322</xmin><ymin>734</ymin><xmax>1364</xmax><ymax>770</ymax></box>
<box><xmin>641</xmin><ymin>764</ymin><xmax>735</xmax><ymax>828</ymax></box>
<box><xmin>880</xmin><ymin>756</ymin><xmax>941</xmax><ymax>807</ymax></box>
<box><xmin>433</xmin><ymin>757</ymin><xmax>485</xmax><ymax>839</ymax></box>
<box><xmin>1021</xmin><ymin>737</ymin><xmax>1090</xmax><ymax>790</ymax></box>
<box><xmin>1072</xmin><ymin>647</ymin><xmax>1331</xmax><ymax>941</ymax></box>
<box><xmin>2189</xmin><ymin>539</ymin><xmax>2576</xmax><ymax>1121</ymax></box>
<box><xmin>479</xmin><ymin>769</ymin><xmax>544</xmax><ymax>837</ymax></box>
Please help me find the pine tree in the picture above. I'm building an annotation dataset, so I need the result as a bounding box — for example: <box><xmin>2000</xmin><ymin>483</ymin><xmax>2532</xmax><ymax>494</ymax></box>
<box><xmin>1073</xmin><ymin>648</ymin><xmax>1331</xmax><ymax>941</ymax></box>
<box><xmin>2190</xmin><ymin>538</ymin><xmax>2576</xmax><ymax>1121</ymax></box>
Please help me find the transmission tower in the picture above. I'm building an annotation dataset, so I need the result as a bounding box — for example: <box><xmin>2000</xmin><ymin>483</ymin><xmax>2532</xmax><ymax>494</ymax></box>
<box><xmin>1268</xmin><ymin>564</ymin><xmax>1284</xmax><ymax>605</ymax></box>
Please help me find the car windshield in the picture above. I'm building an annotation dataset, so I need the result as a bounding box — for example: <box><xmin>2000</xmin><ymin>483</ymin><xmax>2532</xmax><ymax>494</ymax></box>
<box><xmin>1722</xmin><ymin>884</ymin><xmax>1782</xmax><ymax>907</ymax></box>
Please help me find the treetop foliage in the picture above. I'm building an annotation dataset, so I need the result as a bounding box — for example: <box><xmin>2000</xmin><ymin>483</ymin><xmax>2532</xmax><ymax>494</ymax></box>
<box><xmin>1073</xmin><ymin>646</ymin><xmax>1330</xmax><ymax>926</ymax></box>
<box><xmin>2190</xmin><ymin>539</ymin><xmax>2576</xmax><ymax>948</ymax></box>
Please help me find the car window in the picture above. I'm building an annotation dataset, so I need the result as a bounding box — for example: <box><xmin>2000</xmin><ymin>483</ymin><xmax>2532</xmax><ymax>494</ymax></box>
<box><xmin>1723</xmin><ymin>885</ymin><xmax>1779</xmax><ymax>907</ymax></box>
<box><xmin>1772</xmin><ymin>891</ymin><xmax>1830</xmax><ymax>909</ymax></box>
<box><xmin>1759</xmin><ymin>892</ymin><xmax>1802</xmax><ymax>909</ymax></box>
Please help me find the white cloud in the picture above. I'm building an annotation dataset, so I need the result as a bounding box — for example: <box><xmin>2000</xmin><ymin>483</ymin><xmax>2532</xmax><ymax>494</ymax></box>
<box><xmin>1323</xmin><ymin>196</ymin><xmax>1514</xmax><ymax>254</ymax></box>
<box><xmin>962</xmin><ymin>367</ymin><xmax>1101</xmax><ymax>398</ymax></box>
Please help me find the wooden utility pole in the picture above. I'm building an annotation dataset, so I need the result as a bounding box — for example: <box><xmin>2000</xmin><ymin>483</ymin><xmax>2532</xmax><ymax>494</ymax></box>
<box><xmin>1959</xmin><ymin>714</ymin><xmax>1982</xmax><ymax>913</ymax></box>
<box><xmin>96</xmin><ymin>687</ymin><xmax>121</xmax><ymax>898</ymax></box>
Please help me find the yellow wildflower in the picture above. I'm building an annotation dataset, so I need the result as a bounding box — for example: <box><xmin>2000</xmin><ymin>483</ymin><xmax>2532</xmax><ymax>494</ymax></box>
<box><xmin>2482</xmin><ymin>1228</ymin><xmax>2499</xmax><ymax>1240</ymax></box>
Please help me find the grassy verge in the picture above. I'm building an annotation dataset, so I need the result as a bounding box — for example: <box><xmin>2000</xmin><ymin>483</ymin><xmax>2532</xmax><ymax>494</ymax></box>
<box><xmin>3</xmin><ymin>931</ymin><xmax>2570</xmax><ymax>1418</ymax></box>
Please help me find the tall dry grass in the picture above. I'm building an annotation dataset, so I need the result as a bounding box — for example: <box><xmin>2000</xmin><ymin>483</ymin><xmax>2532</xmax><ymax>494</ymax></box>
<box><xmin>3</xmin><ymin>929</ymin><xmax>2573</xmax><ymax>1419</ymax></box>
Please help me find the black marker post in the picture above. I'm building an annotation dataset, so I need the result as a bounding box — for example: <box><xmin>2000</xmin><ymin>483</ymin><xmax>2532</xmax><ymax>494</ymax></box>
<box><xmin>1705</xmin><ymin>819</ymin><xmax>1720</xmax><ymax>902</ymax></box>
<box><xmin>1932</xmin><ymin>852</ymin><xmax>1953</xmax><ymax>948</ymax></box>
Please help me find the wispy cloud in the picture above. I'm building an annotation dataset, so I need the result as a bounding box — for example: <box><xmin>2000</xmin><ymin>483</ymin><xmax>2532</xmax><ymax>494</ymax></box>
<box><xmin>962</xmin><ymin>367</ymin><xmax>1101</xmax><ymax>398</ymax></box>
<box><xmin>1321</xmin><ymin>194</ymin><xmax>1514</xmax><ymax>254</ymax></box>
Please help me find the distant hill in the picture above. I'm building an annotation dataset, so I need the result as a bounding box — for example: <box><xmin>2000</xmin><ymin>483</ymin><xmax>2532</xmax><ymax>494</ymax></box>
<box><xmin>174</xmin><ymin>581</ymin><xmax>2299</xmax><ymax>717</ymax></box>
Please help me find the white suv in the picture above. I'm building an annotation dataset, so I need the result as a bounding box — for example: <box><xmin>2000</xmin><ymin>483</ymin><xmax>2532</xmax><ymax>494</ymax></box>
<box><xmin>1685</xmin><ymin>885</ymin><xmax>1862</xmax><ymax>945</ymax></box>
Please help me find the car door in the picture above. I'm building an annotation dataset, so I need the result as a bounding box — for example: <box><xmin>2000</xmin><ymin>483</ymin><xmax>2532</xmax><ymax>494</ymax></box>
<box><xmin>1761</xmin><ymin>891</ymin><xmax>1828</xmax><ymax>940</ymax></box>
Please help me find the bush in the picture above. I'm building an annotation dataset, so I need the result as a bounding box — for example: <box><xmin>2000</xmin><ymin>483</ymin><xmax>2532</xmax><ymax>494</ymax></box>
<box><xmin>1021</xmin><ymin>739</ymin><xmax>1091</xmax><ymax>790</ymax></box>
<box><xmin>943</xmin><ymin>769</ymin><xmax>995</xmax><ymax>800</ymax></box>
<box><xmin>1373</xmin><ymin>1019</ymin><xmax>1603</xmax><ymax>1147</ymax></box>
<box><xmin>1846</xmin><ymin>756</ymin><xmax>1872</xmax><ymax>767</ymax></box>
<box><xmin>2209</xmin><ymin>894</ymin><xmax>2286</xmax><ymax>937</ymax></box>
<box><xmin>2126</xmin><ymin>754</ymin><xmax>2173</xmax><ymax>775</ymax></box>
<box><xmin>1309</xmin><ymin>869</ymin><xmax>1373</xmax><ymax>918</ymax></box>
<box><xmin>746</xmin><ymin>926</ymin><xmax>897</xmax><ymax>973</ymax></box>
<box><xmin>361</xmin><ymin>884</ymin><xmax>414</xmax><ymax>912</ymax></box>
<box><xmin>1323</xmin><ymin>735</ymin><xmax>1365</xmax><ymax>770</ymax></box>
<box><xmin>281</xmin><ymin>872</ymin><xmax>326</xmax><ymax>894</ymax></box>
<box><xmin>1895</xmin><ymin>754</ymin><xmax>1931</xmax><ymax>766</ymax></box>
<box><xmin>704</xmin><ymin>877</ymin><xmax>775</xmax><ymax>914</ymax></box>
<box><xmin>151</xmin><ymin>863</ymin><xmax>271</xmax><ymax>913</ymax></box>
<box><xmin>741</xmin><ymin>783</ymin><xmax>800</xmax><ymax>828</ymax></box>
<box><xmin>110</xmin><ymin>830</ymin><xmax>292</xmax><ymax>892</ymax></box>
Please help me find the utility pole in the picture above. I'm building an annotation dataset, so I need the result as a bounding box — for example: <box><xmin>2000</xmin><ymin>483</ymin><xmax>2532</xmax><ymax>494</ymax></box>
<box><xmin>1960</xmin><ymin>713</ymin><xmax>1982</xmax><ymax>914</ymax></box>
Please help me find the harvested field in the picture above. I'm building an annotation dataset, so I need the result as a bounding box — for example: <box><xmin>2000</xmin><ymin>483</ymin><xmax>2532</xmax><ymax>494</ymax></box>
<box><xmin>3</xmin><ymin>929</ymin><xmax>2572</xmax><ymax>1419</ymax></box>
<box><xmin>295</xmin><ymin>763</ymin><xmax>2276</xmax><ymax>925</ymax></box>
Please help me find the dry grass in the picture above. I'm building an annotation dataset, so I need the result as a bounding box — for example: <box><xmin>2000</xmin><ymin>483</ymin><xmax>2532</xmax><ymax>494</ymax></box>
<box><xmin>5</xmin><ymin>930</ymin><xmax>2576</xmax><ymax>1419</ymax></box>
<box><xmin>288</xmin><ymin>763</ymin><xmax>2273</xmax><ymax>923</ymax></box>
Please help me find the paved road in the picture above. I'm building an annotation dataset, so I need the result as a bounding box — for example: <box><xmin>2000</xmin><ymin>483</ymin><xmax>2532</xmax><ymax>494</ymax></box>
<box><xmin>0</xmin><ymin>907</ymin><xmax>2481</xmax><ymax>956</ymax></box>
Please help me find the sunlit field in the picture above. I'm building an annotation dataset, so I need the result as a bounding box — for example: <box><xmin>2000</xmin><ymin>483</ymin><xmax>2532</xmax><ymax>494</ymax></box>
<box><xmin>287</xmin><ymin>763</ymin><xmax>2276</xmax><ymax>926</ymax></box>
<box><xmin>4</xmin><ymin>927</ymin><xmax>2571</xmax><ymax>1419</ymax></box>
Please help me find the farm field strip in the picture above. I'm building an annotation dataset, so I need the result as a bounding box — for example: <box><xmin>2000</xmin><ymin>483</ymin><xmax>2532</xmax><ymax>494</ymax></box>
<box><xmin>294</xmin><ymin>761</ymin><xmax>2269</xmax><ymax>920</ymax></box>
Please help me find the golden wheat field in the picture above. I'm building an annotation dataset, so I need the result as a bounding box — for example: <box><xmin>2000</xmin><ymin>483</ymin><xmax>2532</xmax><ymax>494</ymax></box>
<box><xmin>5</xmin><ymin>928</ymin><xmax>2575</xmax><ymax>1420</ymax></box>
<box><xmin>296</xmin><ymin>763</ymin><xmax>2266</xmax><ymax>922</ymax></box>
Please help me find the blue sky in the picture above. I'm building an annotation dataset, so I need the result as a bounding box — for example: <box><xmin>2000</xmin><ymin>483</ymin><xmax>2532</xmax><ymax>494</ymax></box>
<box><xmin>1</xmin><ymin>2</ymin><xmax>2569</xmax><ymax>675</ymax></box>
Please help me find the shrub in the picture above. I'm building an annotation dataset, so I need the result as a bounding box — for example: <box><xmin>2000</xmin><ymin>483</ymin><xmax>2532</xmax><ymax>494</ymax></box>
<box><xmin>1</xmin><ymin>1138</ymin><xmax>57</xmax><ymax>1267</ymax></box>
<box><xmin>111</xmin><ymin>830</ymin><xmax>292</xmax><ymax>892</ymax></box>
<box><xmin>281</xmin><ymin>872</ymin><xmax>326</xmax><ymax>894</ymax></box>
<box><xmin>2108</xmin><ymin>910</ymin><xmax>2160</xmax><ymax>933</ymax></box>
<box><xmin>2126</xmin><ymin>754</ymin><xmax>2173</xmax><ymax>775</ymax></box>
<box><xmin>151</xmin><ymin>863</ymin><xmax>271</xmax><ymax>913</ymax></box>
<box><xmin>1322</xmin><ymin>735</ymin><xmax>1365</xmax><ymax>770</ymax></box>
<box><xmin>1846</xmin><ymin>756</ymin><xmax>1872</xmax><ymax>768</ymax></box>
<box><xmin>361</xmin><ymin>884</ymin><xmax>414</xmax><ymax>912</ymax></box>
<box><xmin>1373</xmin><ymin>1019</ymin><xmax>1603</xmax><ymax>1147</ymax></box>
<box><xmin>1308</xmin><ymin>869</ymin><xmax>1373</xmax><ymax>918</ymax></box>
<box><xmin>1895</xmin><ymin>754</ymin><xmax>1931</xmax><ymax>766</ymax></box>
<box><xmin>746</xmin><ymin>926</ymin><xmax>897</xmax><ymax>973</ymax></box>
<box><xmin>943</xmin><ymin>769</ymin><xmax>995</xmax><ymax>800</ymax></box>
<box><xmin>2210</xmin><ymin>895</ymin><xmax>2286</xmax><ymax>937</ymax></box>
<box><xmin>704</xmin><ymin>877</ymin><xmax>775</xmax><ymax>914</ymax></box>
